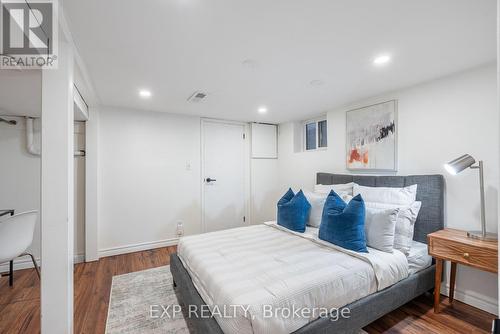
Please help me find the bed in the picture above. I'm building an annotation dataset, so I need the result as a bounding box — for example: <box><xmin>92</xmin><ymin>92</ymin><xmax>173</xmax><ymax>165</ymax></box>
<box><xmin>170</xmin><ymin>173</ymin><xmax>445</xmax><ymax>334</ymax></box>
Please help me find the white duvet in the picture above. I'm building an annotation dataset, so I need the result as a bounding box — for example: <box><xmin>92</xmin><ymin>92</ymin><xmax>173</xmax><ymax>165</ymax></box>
<box><xmin>177</xmin><ymin>222</ymin><xmax>408</xmax><ymax>334</ymax></box>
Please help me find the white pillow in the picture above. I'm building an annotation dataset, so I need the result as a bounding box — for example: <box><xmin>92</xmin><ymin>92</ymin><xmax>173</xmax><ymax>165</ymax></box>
<box><xmin>365</xmin><ymin>207</ymin><xmax>399</xmax><ymax>253</ymax></box>
<box><xmin>353</xmin><ymin>184</ymin><xmax>417</xmax><ymax>206</ymax></box>
<box><xmin>343</xmin><ymin>194</ymin><xmax>353</xmax><ymax>202</ymax></box>
<box><xmin>365</xmin><ymin>201</ymin><xmax>422</xmax><ymax>255</ymax></box>
<box><xmin>394</xmin><ymin>202</ymin><xmax>422</xmax><ymax>255</ymax></box>
<box><xmin>303</xmin><ymin>191</ymin><xmax>327</xmax><ymax>227</ymax></box>
<box><xmin>314</xmin><ymin>182</ymin><xmax>354</xmax><ymax>195</ymax></box>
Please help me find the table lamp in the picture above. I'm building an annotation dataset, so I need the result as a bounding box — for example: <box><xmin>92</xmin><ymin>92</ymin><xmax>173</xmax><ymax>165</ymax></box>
<box><xmin>444</xmin><ymin>154</ymin><xmax>497</xmax><ymax>241</ymax></box>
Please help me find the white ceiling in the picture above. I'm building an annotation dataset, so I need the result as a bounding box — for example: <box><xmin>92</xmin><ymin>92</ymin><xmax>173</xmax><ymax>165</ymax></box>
<box><xmin>0</xmin><ymin>69</ymin><xmax>88</xmax><ymax>121</ymax></box>
<box><xmin>0</xmin><ymin>70</ymin><xmax>41</xmax><ymax>117</ymax></box>
<box><xmin>62</xmin><ymin>0</ymin><xmax>496</xmax><ymax>123</ymax></box>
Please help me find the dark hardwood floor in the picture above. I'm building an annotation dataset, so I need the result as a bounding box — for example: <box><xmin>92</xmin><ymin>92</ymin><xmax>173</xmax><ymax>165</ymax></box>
<box><xmin>0</xmin><ymin>246</ymin><xmax>495</xmax><ymax>333</ymax></box>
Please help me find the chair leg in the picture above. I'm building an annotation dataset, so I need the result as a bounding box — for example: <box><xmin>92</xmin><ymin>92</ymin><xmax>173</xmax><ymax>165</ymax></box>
<box><xmin>21</xmin><ymin>253</ymin><xmax>41</xmax><ymax>279</ymax></box>
<box><xmin>9</xmin><ymin>260</ymin><xmax>13</xmax><ymax>286</ymax></box>
<box><xmin>27</xmin><ymin>253</ymin><xmax>40</xmax><ymax>279</ymax></box>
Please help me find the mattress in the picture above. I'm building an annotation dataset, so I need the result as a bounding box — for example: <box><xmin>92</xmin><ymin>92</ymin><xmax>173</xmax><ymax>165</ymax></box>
<box><xmin>303</xmin><ymin>227</ymin><xmax>431</xmax><ymax>275</ymax></box>
<box><xmin>177</xmin><ymin>222</ymin><xmax>409</xmax><ymax>334</ymax></box>
<box><xmin>407</xmin><ymin>240</ymin><xmax>432</xmax><ymax>275</ymax></box>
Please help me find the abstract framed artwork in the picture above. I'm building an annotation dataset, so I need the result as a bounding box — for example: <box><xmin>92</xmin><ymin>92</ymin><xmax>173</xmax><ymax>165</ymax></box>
<box><xmin>346</xmin><ymin>100</ymin><xmax>397</xmax><ymax>171</ymax></box>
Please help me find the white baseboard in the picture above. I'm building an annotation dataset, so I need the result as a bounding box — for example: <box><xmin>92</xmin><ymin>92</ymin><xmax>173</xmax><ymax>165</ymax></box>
<box><xmin>442</xmin><ymin>282</ymin><xmax>498</xmax><ymax>315</ymax></box>
<box><xmin>1</xmin><ymin>238</ymin><xmax>180</xmax><ymax>272</ymax></box>
<box><xmin>74</xmin><ymin>254</ymin><xmax>85</xmax><ymax>264</ymax></box>
<box><xmin>98</xmin><ymin>238</ymin><xmax>179</xmax><ymax>258</ymax></box>
<box><xmin>0</xmin><ymin>254</ymin><xmax>85</xmax><ymax>273</ymax></box>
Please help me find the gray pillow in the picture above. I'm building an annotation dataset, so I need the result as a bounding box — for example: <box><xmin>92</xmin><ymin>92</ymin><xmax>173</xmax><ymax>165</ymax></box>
<box><xmin>365</xmin><ymin>208</ymin><xmax>399</xmax><ymax>253</ymax></box>
<box><xmin>393</xmin><ymin>202</ymin><xmax>422</xmax><ymax>255</ymax></box>
<box><xmin>364</xmin><ymin>201</ymin><xmax>422</xmax><ymax>255</ymax></box>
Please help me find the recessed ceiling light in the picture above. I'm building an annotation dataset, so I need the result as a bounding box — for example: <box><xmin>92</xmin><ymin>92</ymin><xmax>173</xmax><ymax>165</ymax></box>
<box><xmin>139</xmin><ymin>89</ymin><xmax>152</xmax><ymax>98</ymax></box>
<box><xmin>373</xmin><ymin>54</ymin><xmax>391</xmax><ymax>66</ymax></box>
<box><xmin>310</xmin><ymin>79</ymin><xmax>325</xmax><ymax>87</ymax></box>
<box><xmin>258</xmin><ymin>106</ymin><xmax>268</xmax><ymax>114</ymax></box>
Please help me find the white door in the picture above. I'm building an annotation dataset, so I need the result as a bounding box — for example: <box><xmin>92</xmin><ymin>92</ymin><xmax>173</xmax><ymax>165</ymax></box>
<box><xmin>202</xmin><ymin>120</ymin><xmax>247</xmax><ymax>232</ymax></box>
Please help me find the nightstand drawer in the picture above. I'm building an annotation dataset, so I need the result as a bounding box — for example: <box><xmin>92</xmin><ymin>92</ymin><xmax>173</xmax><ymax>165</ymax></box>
<box><xmin>429</xmin><ymin>238</ymin><xmax>497</xmax><ymax>273</ymax></box>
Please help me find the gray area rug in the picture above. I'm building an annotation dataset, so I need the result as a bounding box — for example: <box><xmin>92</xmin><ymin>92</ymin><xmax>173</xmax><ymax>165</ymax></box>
<box><xmin>106</xmin><ymin>266</ymin><xmax>190</xmax><ymax>334</ymax></box>
<box><xmin>106</xmin><ymin>265</ymin><xmax>368</xmax><ymax>334</ymax></box>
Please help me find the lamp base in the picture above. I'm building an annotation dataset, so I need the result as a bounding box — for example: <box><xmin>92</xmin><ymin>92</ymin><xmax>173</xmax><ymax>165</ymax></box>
<box><xmin>467</xmin><ymin>230</ymin><xmax>498</xmax><ymax>241</ymax></box>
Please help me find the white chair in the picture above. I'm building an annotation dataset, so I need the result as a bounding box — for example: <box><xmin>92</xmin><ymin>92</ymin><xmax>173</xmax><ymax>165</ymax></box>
<box><xmin>0</xmin><ymin>211</ymin><xmax>40</xmax><ymax>286</ymax></box>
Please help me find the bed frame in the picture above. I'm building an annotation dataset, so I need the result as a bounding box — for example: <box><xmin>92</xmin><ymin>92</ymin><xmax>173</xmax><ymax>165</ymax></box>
<box><xmin>170</xmin><ymin>173</ymin><xmax>445</xmax><ymax>334</ymax></box>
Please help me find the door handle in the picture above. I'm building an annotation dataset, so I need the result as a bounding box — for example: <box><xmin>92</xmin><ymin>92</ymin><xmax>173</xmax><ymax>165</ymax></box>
<box><xmin>206</xmin><ymin>177</ymin><xmax>217</xmax><ymax>183</ymax></box>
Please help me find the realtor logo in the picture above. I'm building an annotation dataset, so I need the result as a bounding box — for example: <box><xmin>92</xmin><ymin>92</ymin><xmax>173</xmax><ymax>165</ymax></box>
<box><xmin>1</xmin><ymin>0</ymin><xmax>58</xmax><ymax>69</ymax></box>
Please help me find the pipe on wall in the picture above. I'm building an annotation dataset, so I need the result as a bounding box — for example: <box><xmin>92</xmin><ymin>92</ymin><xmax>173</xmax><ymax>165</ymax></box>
<box><xmin>0</xmin><ymin>117</ymin><xmax>17</xmax><ymax>125</ymax></box>
<box><xmin>25</xmin><ymin>117</ymin><xmax>86</xmax><ymax>157</ymax></box>
<box><xmin>26</xmin><ymin>117</ymin><xmax>41</xmax><ymax>156</ymax></box>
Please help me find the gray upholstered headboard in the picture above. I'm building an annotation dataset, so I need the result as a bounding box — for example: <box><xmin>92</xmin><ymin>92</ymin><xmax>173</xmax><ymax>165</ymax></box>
<box><xmin>316</xmin><ymin>173</ymin><xmax>445</xmax><ymax>244</ymax></box>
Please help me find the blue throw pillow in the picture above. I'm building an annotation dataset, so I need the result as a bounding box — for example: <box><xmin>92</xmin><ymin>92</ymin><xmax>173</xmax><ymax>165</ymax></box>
<box><xmin>277</xmin><ymin>188</ymin><xmax>311</xmax><ymax>233</ymax></box>
<box><xmin>319</xmin><ymin>192</ymin><xmax>368</xmax><ymax>253</ymax></box>
<box><xmin>321</xmin><ymin>190</ymin><xmax>347</xmax><ymax>220</ymax></box>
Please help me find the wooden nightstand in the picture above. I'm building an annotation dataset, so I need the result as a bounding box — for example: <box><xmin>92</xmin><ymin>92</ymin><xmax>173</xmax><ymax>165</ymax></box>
<box><xmin>428</xmin><ymin>228</ymin><xmax>498</xmax><ymax>313</ymax></box>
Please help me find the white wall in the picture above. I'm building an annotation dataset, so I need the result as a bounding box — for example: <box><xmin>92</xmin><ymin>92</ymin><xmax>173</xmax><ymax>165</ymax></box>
<box><xmin>96</xmin><ymin>108</ymin><xmax>280</xmax><ymax>254</ymax></box>
<box><xmin>98</xmin><ymin>107</ymin><xmax>202</xmax><ymax>254</ymax></box>
<box><xmin>74</xmin><ymin>122</ymin><xmax>86</xmax><ymax>259</ymax></box>
<box><xmin>0</xmin><ymin>118</ymin><xmax>86</xmax><ymax>271</ymax></box>
<box><xmin>85</xmin><ymin>107</ymin><xmax>100</xmax><ymax>261</ymax></box>
<box><xmin>249</xmin><ymin>124</ymin><xmax>280</xmax><ymax>224</ymax></box>
<box><xmin>250</xmin><ymin>159</ymin><xmax>279</xmax><ymax>224</ymax></box>
<box><xmin>276</xmin><ymin>64</ymin><xmax>498</xmax><ymax>314</ymax></box>
<box><xmin>41</xmin><ymin>40</ymin><xmax>75</xmax><ymax>333</ymax></box>
<box><xmin>0</xmin><ymin>118</ymin><xmax>41</xmax><ymax>263</ymax></box>
<box><xmin>497</xmin><ymin>0</ymin><xmax>500</xmax><ymax>316</ymax></box>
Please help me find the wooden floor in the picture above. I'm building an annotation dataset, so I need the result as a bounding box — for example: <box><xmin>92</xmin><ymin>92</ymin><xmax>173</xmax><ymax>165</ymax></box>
<box><xmin>0</xmin><ymin>246</ymin><xmax>495</xmax><ymax>334</ymax></box>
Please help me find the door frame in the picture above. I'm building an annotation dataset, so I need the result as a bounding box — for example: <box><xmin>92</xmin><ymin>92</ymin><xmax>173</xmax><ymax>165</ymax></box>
<box><xmin>200</xmin><ymin>118</ymin><xmax>251</xmax><ymax>233</ymax></box>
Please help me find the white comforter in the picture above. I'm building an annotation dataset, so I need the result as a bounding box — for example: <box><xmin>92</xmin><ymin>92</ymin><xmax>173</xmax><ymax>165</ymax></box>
<box><xmin>177</xmin><ymin>222</ymin><xmax>408</xmax><ymax>334</ymax></box>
